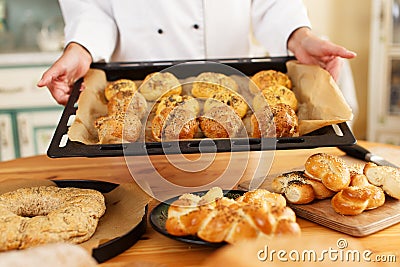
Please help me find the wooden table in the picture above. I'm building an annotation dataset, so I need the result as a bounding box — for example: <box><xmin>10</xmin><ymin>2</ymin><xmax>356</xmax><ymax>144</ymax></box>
<box><xmin>0</xmin><ymin>141</ymin><xmax>399</xmax><ymax>266</ymax></box>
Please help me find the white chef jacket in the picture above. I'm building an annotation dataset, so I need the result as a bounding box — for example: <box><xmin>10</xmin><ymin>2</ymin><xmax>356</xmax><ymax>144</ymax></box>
<box><xmin>59</xmin><ymin>0</ymin><xmax>311</xmax><ymax>62</ymax></box>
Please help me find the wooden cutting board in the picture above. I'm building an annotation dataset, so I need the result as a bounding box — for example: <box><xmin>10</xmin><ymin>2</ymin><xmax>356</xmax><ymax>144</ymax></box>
<box><xmin>239</xmin><ymin>179</ymin><xmax>400</xmax><ymax>237</ymax></box>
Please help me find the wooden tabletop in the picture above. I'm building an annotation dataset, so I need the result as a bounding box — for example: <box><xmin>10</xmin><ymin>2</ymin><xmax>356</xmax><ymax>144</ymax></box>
<box><xmin>0</xmin><ymin>140</ymin><xmax>399</xmax><ymax>266</ymax></box>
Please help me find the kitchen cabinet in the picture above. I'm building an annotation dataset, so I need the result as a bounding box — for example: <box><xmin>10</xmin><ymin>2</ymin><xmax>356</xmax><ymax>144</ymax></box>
<box><xmin>368</xmin><ymin>0</ymin><xmax>400</xmax><ymax>145</ymax></box>
<box><xmin>0</xmin><ymin>65</ymin><xmax>63</xmax><ymax>161</ymax></box>
<box><xmin>0</xmin><ymin>113</ymin><xmax>15</xmax><ymax>161</ymax></box>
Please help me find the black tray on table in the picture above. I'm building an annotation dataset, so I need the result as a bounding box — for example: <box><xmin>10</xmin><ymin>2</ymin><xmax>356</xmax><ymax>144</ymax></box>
<box><xmin>47</xmin><ymin>56</ymin><xmax>356</xmax><ymax>158</ymax></box>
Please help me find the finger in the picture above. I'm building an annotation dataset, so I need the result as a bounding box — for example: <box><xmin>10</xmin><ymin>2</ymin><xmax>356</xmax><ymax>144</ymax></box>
<box><xmin>323</xmin><ymin>42</ymin><xmax>357</xmax><ymax>59</ymax></box>
<box><xmin>37</xmin><ymin>72</ymin><xmax>54</xmax><ymax>88</ymax></box>
<box><xmin>50</xmin><ymin>88</ymin><xmax>70</xmax><ymax>106</ymax></box>
<box><xmin>325</xmin><ymin>57</ymin><xmax>343</xmax><ymax>81</ymax></box>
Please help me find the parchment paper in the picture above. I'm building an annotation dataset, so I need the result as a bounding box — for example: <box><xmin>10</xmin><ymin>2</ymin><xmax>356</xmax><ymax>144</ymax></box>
<box><xmin>0</xmin><ymin>178</ymin><xmax>152</xmax><ymax>253</ymax></box>
<box><xmin>68</xmin><ymin>60</ymin><xmax>353</xmax><ymax>144</ymax></box>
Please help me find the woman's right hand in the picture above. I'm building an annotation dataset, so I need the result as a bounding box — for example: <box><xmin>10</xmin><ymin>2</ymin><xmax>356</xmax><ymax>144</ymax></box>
<box><xmin>37</xmin><ymin>42</ymin><xmax>92</xmax><ymax>105</ymax></box>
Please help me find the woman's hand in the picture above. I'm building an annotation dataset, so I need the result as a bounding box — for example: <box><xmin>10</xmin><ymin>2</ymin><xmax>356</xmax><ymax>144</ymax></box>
<box><xmin>287</xmin><ymin>27</ymin><xmax>356</xmax><ymax>81</ymax></box>
<box><xmin>37</xmin><ymin>43</ymin><xmax>92</xmax><ymax>105</ymax></box>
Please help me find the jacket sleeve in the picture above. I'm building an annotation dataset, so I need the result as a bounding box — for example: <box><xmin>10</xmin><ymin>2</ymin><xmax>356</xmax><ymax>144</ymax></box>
<box><xmin>59</xmin><ymin>0</ymin><xmax>117</xmax><ymax>62</ymax></box>
<box><xmin>251</xmin><ymin>0</ymin><xmax>312</xmax><ymax>56</ymax></box>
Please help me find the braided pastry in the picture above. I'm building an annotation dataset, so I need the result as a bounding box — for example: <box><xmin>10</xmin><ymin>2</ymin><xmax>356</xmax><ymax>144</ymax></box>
<box><xmin>363</xmin><ymin>162</ymin><xmax>400</xmax><ymax>200</ymax></box>
<box><xmin>331</xmin><ymin>173</ymin><xmax>385</xmax><ymax>215</ymax></box>
<box><xmin>304</xmin><ymin>153</ymin><xmax>350</xmax><ymax>192</ymax></box>
<box><xmin>272</xmin><ymin>171</ymin><xmax>334</xmax><ymax>204</ymax></box>
<box><xmin>165</xmin><ymin>188</ymin><xmax>301</xmax><ymax>244</ymax></box>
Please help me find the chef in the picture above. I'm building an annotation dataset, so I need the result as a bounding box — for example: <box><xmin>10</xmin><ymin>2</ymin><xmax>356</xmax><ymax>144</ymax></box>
<box><xmin>38</xmin><ymin>0</ymin><xmax>356</xmax><ymax>105</ymax></box>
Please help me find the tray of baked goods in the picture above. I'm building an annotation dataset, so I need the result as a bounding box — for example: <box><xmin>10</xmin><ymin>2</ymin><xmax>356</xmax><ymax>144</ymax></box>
<box><xmin>47</xmin><ymin>56</ymin><xmax>355</xmax><ymax>158</ymax></box>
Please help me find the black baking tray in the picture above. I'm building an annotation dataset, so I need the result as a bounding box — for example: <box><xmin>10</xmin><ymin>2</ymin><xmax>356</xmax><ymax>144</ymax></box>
<box><xmin>52</xmin><ymin>179</ymin><xmax>147</xmax><ymax>263</ymax></box>
<box><xmin>47</xmin><ymin>56</ymin><xmax>356</xmax><ymax>158</ymax></box>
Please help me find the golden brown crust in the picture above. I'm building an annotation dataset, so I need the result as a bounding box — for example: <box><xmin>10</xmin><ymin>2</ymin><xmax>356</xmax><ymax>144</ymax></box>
<box><xmin>156</xmin><ymin>94</ymin><xmax>200</xmax><ymax>116</ymax></box>
<box><xmin>203</xmin><ymin>90</ymin><xmax>248</xmax><ymax>118</ymax></box>
<box><xmin>151</xmin><ymin>107</ymin><xmax>198</xmax><ymax>141</ymax></box>
<box><xmin>139</xmin><ymin>72</ymin><xmax>182</xmax><ymax>101</ymax></box>
<box><xmin>251</xmin><ymin>103</ymin><xmax>299</xmax><ymax>138</ymax></box>
<box><xmin>165</xmin><ymin>188</ymin><xmax>300</xmax><ymax>244</ymax></box>
<box><xmin>199</xmin><ymin>105</ymin><xmax>243</xmax><ymax>138</ymax></box>
<box><xmin>304</xmin><ymin>153</ymin><xmax>350</xmax><ymax>192</ymax></box>
<box><xmin>0</xmin><ymin>186</ymin><xmax>106</xmax><ymax>251</ymax></box>
<box><xmin>95</xmin><ymin>113</ymin><xmax>142</xmax><ymax>144</ymax></box>
<box><xmin>271</xmin><ymin>171</ymin><xmax>332</xmax><ymax>204</ymax></box>
<box><xmin>191</xmin><ymin>72</ymin><xmax>239</xmax><ymax>98</ymax></box>
<box><xmin>107</xmin><ymin>90</ymin><xmax>148</xmax><ymax>119</ymax></box>
<box><xmin>104</xmin><ymin>79</ymin><xmax>137</xmax><ymax>101</ymax></box>
<box><xmin>331</xmin><ymin>187</ymin><xmax>370</xmax><ymax>215</ymax></box>
<box><xmin>252</xmin><ymin>85</ymin><xmax>298</xmax><ymax>112</ymax></box>
<box><xmin>249</xmin><ymin>70</ymin><xmax>292</xmax><ymax>94</ymax></box>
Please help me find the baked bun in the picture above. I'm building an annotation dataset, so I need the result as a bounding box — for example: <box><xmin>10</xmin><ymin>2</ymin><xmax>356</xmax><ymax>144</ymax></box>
<box><xmin>104</xmin><ymin>79</ymin><xmax>137</xmax><ymax>101</ymax></box>
<box><xmin>331</xmin><ymin>172</ymin><xmax>385</xmax><ymax>215</ymax></box>
<box><xmin>363</xmin><ymin>162</ymin><xmax>400</xmax><ymax>200</ymax></box>
<box><xmin>331</xmin><ymin>187</ymin><xmax>370</xmax><ymax>215</ymax></box>
<box><xmin>95</xmin><ymin>113</ymin><xmax>142</xmax><ymax>144</ymax></box>
<box><xmin>249</xmin><ymin>70</ymin><xmax>292</xmax><ymax>95</ymax></box>
<box><xmin>139</xmin><ymin>72</ymin><xmax>182</xmax><ymax>101</ymax></box>
<box><xmin>252</xmin><ymin>85</ymin><xmax>298</xmax><ymax>112</ymax></box>
<box><xmin>251</xmin><ymin>103</ymin><xmax>299</xmax><ymax>138</ymax></box>
<box><xmin>203</xmin><ymin>90</ymin><xmax>248</xmax><ymax>118</ymax></box>
<box><xmin>271</xmin><ymin>171</ymin><xmax>334</xmax><ymax>204</ymax></box>
<box><xmin>107</xmin><ymin>90</ymin><xmax>148</xmax><ymax>119</ymax></box>
<box><xmin>165</xmin><ymin>188</ymin><xmax>300</xmax><ymax>244</ymax></box>
<box><xmin>156</xmin><ymin>94</ymin><xmax>200</xmax><ymax>116</ymax></box>
<box><xmin>304</xmin><ymin>153</ymin><xmax>350</xmax><ymax>192</ymax></box>
<box><xmin>191</xmin><ymin>72</ymin><xmax>239</xmax><ymax>98</ymax></box>
<box><xmin>199</xmin><ymin>105</ymin><xmax>243</xmax><ymax>138</ymax></box>
<box><xmin>151</xmin><ymin>107</ymin><xmax>198</xmax><ymax>141</ymax></box>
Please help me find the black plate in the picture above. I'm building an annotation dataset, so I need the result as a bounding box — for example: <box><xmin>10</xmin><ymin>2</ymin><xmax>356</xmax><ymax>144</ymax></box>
<box><xmin>149</xmin><ymin>189</ymin><xmax>246</xmax><ymax>247</ymax></box>
<box><xmin>52</xmin><ymin>179</ymin><xmax>147</xmax><ymax>263</ymax></box>
<box><xmin>47</xmin><ymin>56</ymin><xmax>356</xmax><ymax>158</ymax></box>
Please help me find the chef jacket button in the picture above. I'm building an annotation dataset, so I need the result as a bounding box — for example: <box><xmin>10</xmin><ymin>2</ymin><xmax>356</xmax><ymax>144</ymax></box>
<box><xmin>193</xmin><ymin>24</ymin><xmax>199</xmax><ymax>30</ymax></box>
<box><xmin>158</xmin><ymin>29</ymin><xmax>163</xmax><ymax>34</ymax></box>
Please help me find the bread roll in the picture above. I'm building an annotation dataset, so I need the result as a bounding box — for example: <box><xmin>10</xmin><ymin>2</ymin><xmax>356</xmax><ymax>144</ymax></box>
<box><xmin>104</xmin><ymin>79</ymin><xmax>137</xmax><ymax>101</ymax></box>
<box><xmin>107</xmin><ymin>90</ymin><xmax>148</xmax><ymax>119</ymax></box>
<box><xmin>252</xmin><ymin>85</ymin><xmax>298</xmax><ymax>112</ymax></box>
<box><xmin>304</xmin><ymin>153</ymin><xmax>350</xmax><ymax>192</ymax></box>
<box><xmin>363</xmin><ymin>162</ymin><xmax>400</xmax><ymax>200</ymax></box>
<box><xmin>249</xmin><ymin>70</ymin><xmax>292</xmax><ymax>95</ymax></box>
<box><xmin>156</xmin><ymin>94</ymin><xmax>200</xmax><ymax>116</ymax></box>
<box><xmin>191</xmin><ymin>72</ymin><xmax>239</xmax><ymax>98</ymax></box>
<box><xmin>139</xmin><ymin>72</ymin><xmax>182</xmax><ymax>101</ymax></box>
<box><xmin>199</xmin><ymin>105</ymin><xmax>243</xmax><ymax>138</ymax></box>
<box><xmin>151</xmin><ymin>107</ymin><xmax>198</xmax><ymax>141</ymax></box>
<box><xmin>271</xmin><ymin>171</ymin><xmax>333</xmax><ymax>204</ymax></box>
<box><xmin>251</xmin><ymin>103</ymin><xmax>299</xmax><ymax>138</ymax></box>
<box><xmin>95</xmin><ymin>113</ymin><xmax>142</xmax><ymax>144</ymax></box>
<box><xmin>203</xmin><ymin>90</ymin><xmax>248</xmax><ymax>118</ymax></box>
<box><xmin>284</xmin><ymin>180</ymin><xmax>315</xmax><ymax>204</ymax></box>
<box><xmin>331</xmin><ymin>187</ymin><xmax>370</xmax><ymax>215</ymax></box>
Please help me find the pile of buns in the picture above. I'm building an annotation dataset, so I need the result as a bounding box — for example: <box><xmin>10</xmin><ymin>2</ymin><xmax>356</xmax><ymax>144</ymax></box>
<box><xmin>93</xmin><ymin>69</ymin><xmax>300</xmax><ymax>144</ymax></box>
<box><xmin>165</xmin><ymin>187</ymin><xmax>301</xmax><ymax>244</ymax></box>
<box><xmin>272</xmin><ymin>152</ymin><xmax>400</xmax><ymax>215</ymax></box>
